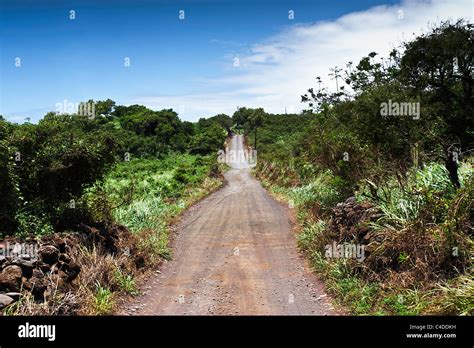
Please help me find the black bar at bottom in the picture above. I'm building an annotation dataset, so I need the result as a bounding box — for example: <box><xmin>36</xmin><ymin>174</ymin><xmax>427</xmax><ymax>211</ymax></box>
<box><xmin>0</xmin><ymin>316</ymin><xmax>471</xmax><ymax>346</ymax></box>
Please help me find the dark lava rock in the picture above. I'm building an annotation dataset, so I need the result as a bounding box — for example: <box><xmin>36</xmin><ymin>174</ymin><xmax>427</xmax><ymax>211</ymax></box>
<box><xmin>38</xmin><ymin>245</ymin><xmax>59</xmax><ymax>265</ymax></box>
<box><xmin>33</xmin><ymin>260</ymin><xmax>52</xmax><ymax>273</ymax></box>
<box><xmin>10</xmin><ymin>259</ymin><xmax>34</xmax><ymax>278</ymax></box>
<box><xmin>24</xmin><ymin>269</ymin><xmax>48</xmax><ymax>301</ymax></box>
<box><xmin>0</xmin><ymin>265</ymin><xmax>23</xmax><ymax>292</ymax></box>
<box><xmin>58</xmin><ymin>261</ymin><xmax>80</xmax><ymax>282</ymax></box>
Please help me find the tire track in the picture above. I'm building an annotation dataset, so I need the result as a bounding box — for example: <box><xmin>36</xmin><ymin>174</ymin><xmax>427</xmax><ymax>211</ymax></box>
<box><xmin>121</xmin><ymin>135</ymin><xmax>337</xmax><ymax>315</ymax></box>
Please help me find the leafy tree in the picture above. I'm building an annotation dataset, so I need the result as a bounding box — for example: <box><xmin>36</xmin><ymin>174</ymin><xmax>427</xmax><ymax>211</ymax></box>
<box><xmin>249</xmin><ymin>108</ymin><xmax>265</xmax><ymax>150</ymax></box>
<box><xmin>0</xmin><ymin>118</ymin><xmax>19</xmax><ymax>234</ymax></box>
<box><xmin>4</xmin><ymin>114</ymin><xmax>118</xmax><ymax>232</ymax></box>
<box><xmin>232</xmin><ymin>107</ymin><xmax>253</xmax><ymax>128</ymax></box>
<box><xmin>197</xmin><ymin>114</ymin><xmax>232</xmax><ymax>132</ymax></box>
<box><xmin>399</xmin><ymin>20</ymin><xmax>473</xmax><ymax>187</ymax></box>
<box><xmin>301</xmin><ymin>19</ymin><xmax>473</xmax><ymax>189</ymax></box>
<box><xmin>95</xmin><ymin>99</ymin><xmax>116</xmax><ymax>116</ymax></box>
<box><xmin>189</xmin><ymin>123</ymin><xmax>227</xmax><ymax>155</ymax></box>
<box><xmin>232</xmin><ymin>107</ymin><xmax>265</xmax><ymax>149</ymax></box>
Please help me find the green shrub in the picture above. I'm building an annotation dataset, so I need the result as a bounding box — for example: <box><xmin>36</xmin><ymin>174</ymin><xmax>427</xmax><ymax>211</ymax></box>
<box><xmin>289</xmin><ymin>170</ymin><xmax>342</xmax><ymax>213</ymax></box>
<box><xmin>93</xmin><ymin>283</ymin><xmax>114</xmax><ymax>315</ymax></box>
<box><xmin>297</xmin><ymin>219</ymin><xmax>326</xmax><ymax>251</ymax></box>
<box><xmin>113</xmin><ymin>269</ymin><xmax>139</xmax><ymax>295</ymax></box>
<box><xmin>357</xmin><ymin>162</ymin><xmax>473</xmax><ymax>228</ymax></box>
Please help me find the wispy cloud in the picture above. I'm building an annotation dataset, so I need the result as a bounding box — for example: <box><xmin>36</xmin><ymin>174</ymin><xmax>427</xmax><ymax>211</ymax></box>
<box><xmin>132</xmin><ymin>0</ymin><xmax>472</xmax><ymax>121</ymax></box>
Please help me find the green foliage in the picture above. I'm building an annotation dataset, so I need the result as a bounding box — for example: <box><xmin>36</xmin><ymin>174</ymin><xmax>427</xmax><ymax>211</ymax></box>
<box><xmin>357</xmin><ymin>162</ymin><xmax>473</xmax><ymax>227</ymax></box>
<box><xmin>382</xmin><ymin>294</ymin><xmax>417</xmax><ymax>316</ymax></box>
<box><xmin>438</xmin><ymin>275</ymin><xmax>474</xmax><ymax>315</ymax></box>
<box><xmin>399</xmin><ymin>19</ymin><xmax>474</xmax><ymax>151</ymax></box>
<box><xmin>289</xmin><ymin>170</ymin><xmax>342</xmax><ymax>212</ymax></box>
<box><xmin>297</xmin><ymin>219</ymin><xmax>326</xmax><ymax>251</ymax></box>
<box><xmin>255</xmin><ymin>20</ymin><xmax>473</xmax><ymax>316</ymax></box>
<box><xmin>196</xmin><ymin>114</ymin><xmax>232</xmax><ymax>130</ymax></box>
<box><xmin>93</xmin><ymin>283</ymin><xmax>113</xmax><ymax>315</ymax></box>
<box><xmin>0</xmin><ymin>119</ymin><xmax>19</xmax><ymax>234</ymax></box>
<box><xmin>0</xmin><ymin>114</ymin><xmax>118</xmax><ymax>235</ymax></box>
<box><xmin>232</xmin><ymin>107</ymin><xmax>253</xmax><ymax>127</ymax></box>
<box><xmin>232</xmin><ymin>107</ymin><xmax>266</xmax><ymax>149</ymax></box>
<box><xmin>96</xmin><ymin>154</ymin><xmax>220</xmax><ymax>260</ymax></box>
<box><xmin>0</xmin><ymin>99</ymin><xmax>228</xmax><ymax>237</ymax></box>
<box><xmin>249</xmin><ymin>112</ymin><xmax>315</xmax><ymax>164</ymax></box>
<box><xmin>109</xmin><ymin>106</ymin><xmax>195</xmax><ymax>156</ymax></box>
<box><xmin>189</xmin><ymin>123</ymin><xmax>227</xmax><ymax>155</ymax></box>
<box><xmin>95</xmin><ymin>99</ymin><xmax>116</xmax><ymax>117</ymax></box>
<box><xmin>113</xmin><ymin>269</ymin><xmax>138</xmax><ymax>295</ymax></box>
<box><xmin>14</xmin><ymin>212</ymin><xmax>54</xmax><ymax>238</ymax></box>
<box><xmin>299</xmin><ymin>20</ymin><xmax>473</xmax><ymax>189</ymax></box>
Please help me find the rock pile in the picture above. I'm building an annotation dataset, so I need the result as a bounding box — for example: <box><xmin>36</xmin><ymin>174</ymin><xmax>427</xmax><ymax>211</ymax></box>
<box><xmin>329</xmin><ymin>196</ymin><xmax>382</xmax><ymax>243</ymax></box>
<box><xmin>0</xmin><ymin>223</ymin><xmax>145</xmax><ymax>312</ymax></box>
<box><xmin>0</xmin><ymin>236</ymin><xmax>80</xmax><ymax>309</ymax></box>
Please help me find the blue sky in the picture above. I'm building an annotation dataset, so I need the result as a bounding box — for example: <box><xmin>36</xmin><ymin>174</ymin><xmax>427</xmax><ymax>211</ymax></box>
<box><xmin>0</xmin><ymin>0</ymin><xmax>471</xmax><ymax>122</ymax></box>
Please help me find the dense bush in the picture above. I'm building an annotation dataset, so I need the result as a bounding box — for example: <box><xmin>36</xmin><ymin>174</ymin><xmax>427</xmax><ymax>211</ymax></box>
<box><xmin>253</xmin><ymin>20</ymin><xmax>473</xmax><ymax>315</ymax></box>
<box><xmin>0</xmin><ymin>102</ymin><xmax>228</xmax><ymax>237</ymax></box>
<box><xmin>189</xmin><ymin>122</ymin><xmax>227</xmax><ymax>155</ymax></box>
<box><xmin>0</xmin><ymin>118</ymin><xmax>20</xmax><ymax>233</ymax></box>
<box><xmin>0</xmin><ymin>114</ymin><xmax>118</xmax><ymax>235</ymax></box>
<box><xmin>92</xmin><ymin>154</ymin><xmax>223</xmax><ymax>261</ymax></box>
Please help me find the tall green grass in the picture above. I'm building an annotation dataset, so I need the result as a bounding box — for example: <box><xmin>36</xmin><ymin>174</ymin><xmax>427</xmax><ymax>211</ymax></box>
<box><xmin>93</xmin><ymin>154</ymin><xmax>222</xmax><ymax>261</ymax></box>
<box><xmin>356</xmin><ymin>162</ymin><xmax>473</xmax><ymax>228</ymax></box>
<box><xmin>262</xmin><ymin>160</ymin><xmax>473</xmax><ymax>315</ymax></box>
<box><xmin>289</xmin><ymin>170</ymin><xmax>341</xmax><ymax>209</ymax></box>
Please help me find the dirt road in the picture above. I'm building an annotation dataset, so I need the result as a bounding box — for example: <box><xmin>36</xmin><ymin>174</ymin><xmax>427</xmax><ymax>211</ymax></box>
<box><xmin>122</xmin><ymin>135</ymin><xmax>336</xmax><ymax>315</ymax></box>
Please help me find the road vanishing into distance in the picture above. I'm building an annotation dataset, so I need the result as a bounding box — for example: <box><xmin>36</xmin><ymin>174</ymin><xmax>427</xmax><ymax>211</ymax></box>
<box><xmin>122</xmin><ymin>135</ymin><xmax>336</xmax><ymax>315</ymax></box>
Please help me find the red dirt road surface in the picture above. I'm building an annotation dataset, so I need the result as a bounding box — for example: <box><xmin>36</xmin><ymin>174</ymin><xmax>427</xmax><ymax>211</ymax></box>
<box><xmin>122</xmin><ymin>135</ymin><xmax>337</xmax><ymax>315</ymax></box>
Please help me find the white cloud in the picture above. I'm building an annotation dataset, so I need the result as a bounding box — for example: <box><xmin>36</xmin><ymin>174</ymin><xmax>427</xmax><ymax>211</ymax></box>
<box><xmin>132</xmin><ymin>0</ymin><xmax>472</xmax><ymax>121</ymax></box>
